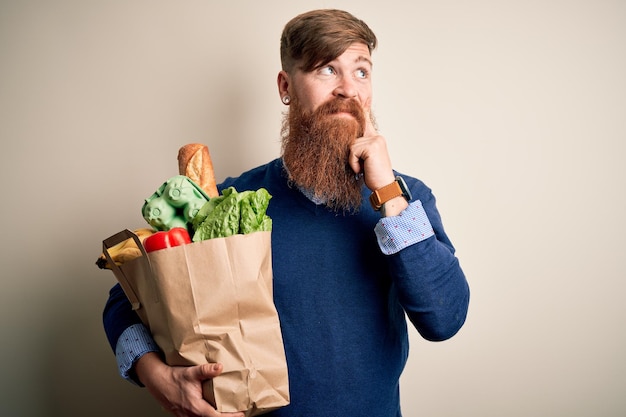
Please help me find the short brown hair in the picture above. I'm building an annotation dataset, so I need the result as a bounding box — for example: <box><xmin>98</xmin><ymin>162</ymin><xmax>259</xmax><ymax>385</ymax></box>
<box><xmin>280</xmin><ymin>9</ymin><xmax>377</xmax><ymax>73</ymax></box>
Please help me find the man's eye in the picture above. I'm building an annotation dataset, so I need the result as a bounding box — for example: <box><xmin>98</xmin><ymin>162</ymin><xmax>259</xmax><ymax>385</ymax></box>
<box><xmin>319</xmin><ymin>66</ymin><xmax>335</xmax><ymax>75</ymax></box>
<box><xmin>356</xmin><ymin>69</ymin><xmax>368</xmax><ymax>79</ymax></box>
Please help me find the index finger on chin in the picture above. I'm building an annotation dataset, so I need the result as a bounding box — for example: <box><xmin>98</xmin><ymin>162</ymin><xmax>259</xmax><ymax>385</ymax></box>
<box><xmin>362</xmin><ymin>99</ymin><xmax>377</xmax><ymax>137</ymax></box>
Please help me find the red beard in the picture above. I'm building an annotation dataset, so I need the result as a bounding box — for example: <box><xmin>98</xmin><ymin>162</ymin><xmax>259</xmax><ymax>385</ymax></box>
<box><xmin>281</xmin><ymin>96</ymin><xmax>367</xmax><ymax>213</ymax></box>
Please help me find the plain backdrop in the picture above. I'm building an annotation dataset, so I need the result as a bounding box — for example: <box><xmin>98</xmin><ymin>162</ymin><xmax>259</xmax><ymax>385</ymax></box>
<box><xmin>1</xmin><ymin>1</ymin><xmax>624</xmax><ymax>416</ymax></box>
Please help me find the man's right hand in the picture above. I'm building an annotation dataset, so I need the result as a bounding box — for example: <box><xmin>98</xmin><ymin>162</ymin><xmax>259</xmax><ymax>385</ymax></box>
<box><xmin>135</xmin><ymin>352</ymin><xmax>245</xmax><ymax>417</ymax></box>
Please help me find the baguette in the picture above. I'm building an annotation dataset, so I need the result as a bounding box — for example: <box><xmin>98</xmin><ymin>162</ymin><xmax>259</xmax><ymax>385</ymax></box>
<box><xmin>177</xmin><ymin>143</ymin><xmax>219</xmax><ymax>198</ymax></box>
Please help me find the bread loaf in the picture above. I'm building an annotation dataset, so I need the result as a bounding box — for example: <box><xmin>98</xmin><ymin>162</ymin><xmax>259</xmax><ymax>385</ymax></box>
<box><xmin>177</xmin><ymin>143</ymin><xmax>219</xmax><ymax>198</ymax></box>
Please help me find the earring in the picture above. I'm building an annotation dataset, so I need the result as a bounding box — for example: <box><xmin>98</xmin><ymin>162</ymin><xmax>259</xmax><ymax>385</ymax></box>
<box><xmin>282</xmin><ymin>95</ymin><xmax>291</xmax><ymax>105</ymax></box>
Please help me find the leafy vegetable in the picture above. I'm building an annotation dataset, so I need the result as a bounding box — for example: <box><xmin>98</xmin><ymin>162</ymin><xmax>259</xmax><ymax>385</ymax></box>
<box><xmin>192</xmin><ymin>187</ymin><xmax>272</xmax><ymax>242</ymax></box>
<box><xmin>240</xmin><ymin>188</ymin><xmax>272</xmax><ymax>234</ymax></box>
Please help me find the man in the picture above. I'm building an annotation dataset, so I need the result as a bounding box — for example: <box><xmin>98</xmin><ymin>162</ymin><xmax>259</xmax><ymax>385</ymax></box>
<box><xmin>103</xmin><ymin>9</ymin><xmax>470</xmax><ymax>417</ymax></box>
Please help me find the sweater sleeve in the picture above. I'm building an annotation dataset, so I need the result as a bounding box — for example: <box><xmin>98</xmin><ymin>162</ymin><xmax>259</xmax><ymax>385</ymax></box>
<box><xmin>103</xmin><ymin>284</ymin><xmax>160</xmax><ymax>383</ymax></box>
<box><xmin>383</xmin><ymin>179</ymin><xmax>470</xmax><ymax>341</ymax></box>
<box><xmin>102</xmin><ymin>283</ymin><xmax>144</xmax><ymax>351</ymax></box>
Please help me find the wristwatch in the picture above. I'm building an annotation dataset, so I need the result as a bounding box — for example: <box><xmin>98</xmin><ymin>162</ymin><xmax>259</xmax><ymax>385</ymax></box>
<box><xmin>369</xmin><ymin>176</ymin><xmax>412</xmax><ymax>211</ymax></box>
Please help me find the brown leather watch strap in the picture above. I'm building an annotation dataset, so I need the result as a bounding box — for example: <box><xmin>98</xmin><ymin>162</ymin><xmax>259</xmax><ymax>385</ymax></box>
<box><xmin>369</xmin><ymin>180</ymin><xmax>403</xmax><ymax>211</ymax></box>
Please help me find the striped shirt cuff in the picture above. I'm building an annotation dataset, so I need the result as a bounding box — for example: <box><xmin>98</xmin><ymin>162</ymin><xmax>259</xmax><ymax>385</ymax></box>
<box><xmin>115</xmin><ymin>323</ymin><xmax>159</xmax><ymax>385</ymax></box>
<box><xmin>374</xmin><ymin>200</ymin><xmax>435</xmax><ymax>255</ymax></box>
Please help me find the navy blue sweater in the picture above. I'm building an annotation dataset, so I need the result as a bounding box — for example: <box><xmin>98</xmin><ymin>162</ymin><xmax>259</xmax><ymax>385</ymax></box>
<box><xmin>103</xmin><ymin>158</ymin><xmax>469</xmax><ymax>416</ymax></box>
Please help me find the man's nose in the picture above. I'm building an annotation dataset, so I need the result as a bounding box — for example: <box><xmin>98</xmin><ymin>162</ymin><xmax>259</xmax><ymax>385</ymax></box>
<box><xmin>333</xmin><ymin>75</ymin><xmax>358</xmax><ymax>99</ymax></box>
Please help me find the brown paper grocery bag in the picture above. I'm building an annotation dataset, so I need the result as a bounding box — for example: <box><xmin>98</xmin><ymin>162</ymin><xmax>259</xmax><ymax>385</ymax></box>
<box><xmin>103</xmin><ymin>230</ymin><xmax>289</xmax><ymax>416</ymax></box>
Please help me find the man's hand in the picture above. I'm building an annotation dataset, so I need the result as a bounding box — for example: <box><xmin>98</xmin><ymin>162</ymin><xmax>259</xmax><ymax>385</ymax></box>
<box><xmin>135</xmin><ymin>352</ymin><xmax>245</xmax><ymax>417</ymax></box>
<box><xmin>349</xmin><ymin>99</ymin><xmax>395</xmax><ymax>191</ymax></box>
<box><xmin>349</xmin><ymin>100</ymin><xmax>409</xmax><ymax>216</ymax></box>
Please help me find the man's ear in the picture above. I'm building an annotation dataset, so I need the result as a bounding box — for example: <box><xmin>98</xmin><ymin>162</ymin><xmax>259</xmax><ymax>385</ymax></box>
<box><xmin>277</xmin><ymin>70</ymin><xmax>290</xmax><ymax>98</ymax></box>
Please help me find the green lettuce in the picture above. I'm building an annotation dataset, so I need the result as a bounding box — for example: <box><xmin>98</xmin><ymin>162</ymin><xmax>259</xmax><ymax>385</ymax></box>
<box><xmin>192</xmin><ymin>187</ymin><xmax>272</xmax><ymax>242</ymax></box>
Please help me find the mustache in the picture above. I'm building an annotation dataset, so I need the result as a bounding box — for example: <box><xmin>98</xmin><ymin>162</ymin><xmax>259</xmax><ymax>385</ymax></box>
<box><xmin>312</xmin><ymin>98</ymin><xmax>366</xmax><ymax>135</ymax></box>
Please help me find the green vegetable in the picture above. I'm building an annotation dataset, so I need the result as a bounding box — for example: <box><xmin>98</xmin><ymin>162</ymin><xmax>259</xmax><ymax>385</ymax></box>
<box><xmin>192</xmin><ymin>187</ymin><xmax>272</xmax><ymax>242</ymax></box>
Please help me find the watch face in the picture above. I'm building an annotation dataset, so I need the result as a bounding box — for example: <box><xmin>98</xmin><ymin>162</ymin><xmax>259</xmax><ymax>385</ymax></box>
<box><xmin>396</xmin><ymin>176</ymin><xmax>412</xmax><ymax>201</ymax></box>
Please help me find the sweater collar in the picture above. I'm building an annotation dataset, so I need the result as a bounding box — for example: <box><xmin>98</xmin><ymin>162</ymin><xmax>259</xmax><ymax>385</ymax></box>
<box><xmin>279</xmin><ymin>158</ymin><xmax>327</xmax><ymax>205</ymax></box>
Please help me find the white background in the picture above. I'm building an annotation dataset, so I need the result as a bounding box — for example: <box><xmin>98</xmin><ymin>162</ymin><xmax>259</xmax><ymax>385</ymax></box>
<box><xmin>1</xmin><ymin>1</ymin><xmax>624</xmax><ymax>416</ymax></box>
